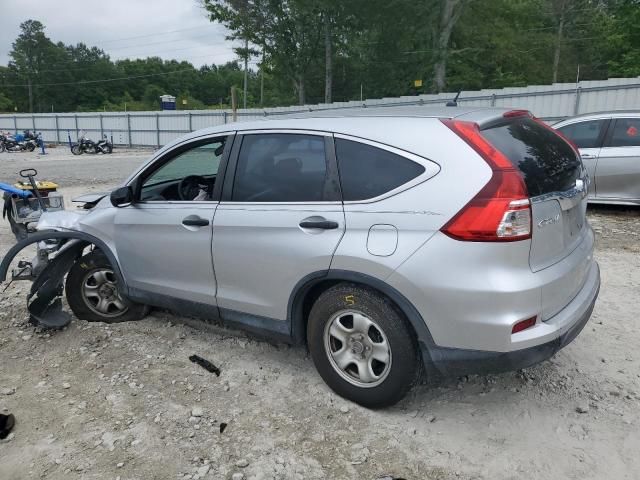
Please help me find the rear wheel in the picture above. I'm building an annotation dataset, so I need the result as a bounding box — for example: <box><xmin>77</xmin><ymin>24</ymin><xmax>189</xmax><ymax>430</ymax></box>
<box><xmin>0</xmin><ymin>143</ymin><xmax>5</xmax><ymax>153</ymax></box>
<box><xmin>307</xmin><ymin>283</ymin><xmax>421</xmax><ymax>408</ymax></box>
<box><xmin>65</xmin><ymin>250</ymin><xmax>148</xmax><ymax>323</ymax></box>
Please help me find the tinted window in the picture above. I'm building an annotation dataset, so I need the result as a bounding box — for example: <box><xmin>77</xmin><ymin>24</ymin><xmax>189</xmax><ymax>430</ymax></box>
<box><xmin>335</xmin><ymin>139</ymin><xmax>425</xmax><ymax>201</ymax></box>
<box><xmin>557</xmin><ymin>120</ymin><xmax>607</xmax><ymax>149</ymax></box>
<box><xmin>607</xmin><ymin>118</ymin><xmax>640</xmax><ymax>147</ymax></box>
<box><xmin>232</xmin><ymin>134</ymin><xmax>328</xmax><ymax>202</ymax></box>
<box><xmin>482</xmin><ymin>118</ymin><xmax>582</xmax><ymax>197</ymax></box>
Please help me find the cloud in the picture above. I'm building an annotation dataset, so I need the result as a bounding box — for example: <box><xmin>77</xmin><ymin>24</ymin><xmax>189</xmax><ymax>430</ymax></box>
<box><xmin>0</xmin><ymin>0</ymin><xmax>238</xmax><ymax>67</ymax></box>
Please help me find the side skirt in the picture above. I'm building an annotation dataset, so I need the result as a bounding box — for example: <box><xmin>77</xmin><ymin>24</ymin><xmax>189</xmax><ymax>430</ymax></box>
<box><xmin>128</xmin><ymin>288</ymin><xmax>292</xmax><ymax>344</ymax></box>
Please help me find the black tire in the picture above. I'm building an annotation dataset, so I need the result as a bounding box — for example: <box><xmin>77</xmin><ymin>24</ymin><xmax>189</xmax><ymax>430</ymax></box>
<box><xmin>27</xmin><ymin>143</ymin><xmax>35</xmax><ymax>152</ymax></box>
<box><xmin>0</xmin><ymin>143</ymin><xmax>5</xmax><ymax>153</ymax></box>
<box><xmin>105</xmin><ymin>144</ymin><xmax>113</xmax><ymax>154</ymax></box>
<box><xmin>307</xmin><ymin>283</ymin><xmax>421</xmax><ymax>408</ymax></box>
<box><xmin>65</xmin><ymin>250</ymin><xmax>149</xmax><ymax>323</ymax></box>
<box><xmin>71</xmin><ymin>145</ymin><xmax>82</xmax><ymax>155</ymax></box>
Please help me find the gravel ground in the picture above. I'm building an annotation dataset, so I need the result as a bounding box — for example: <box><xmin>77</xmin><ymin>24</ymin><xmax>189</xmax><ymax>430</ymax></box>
<box><xmin>0</xmin><ymin>148</ymin><xmax>639</xmax><ymax>480</ymax></box>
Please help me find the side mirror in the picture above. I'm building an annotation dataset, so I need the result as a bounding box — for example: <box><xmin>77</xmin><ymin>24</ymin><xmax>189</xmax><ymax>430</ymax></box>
<box><xmin>110</xmin><ymin>186</ymin><xmax>133</xmax><ymax>207</ymax></box>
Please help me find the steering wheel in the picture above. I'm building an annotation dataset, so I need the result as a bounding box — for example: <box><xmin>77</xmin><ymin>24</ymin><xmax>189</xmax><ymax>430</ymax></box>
<box><xmin>178</xmin><ymin>175</ymin><xmax>208</xmax><ymax>201</ymax></box>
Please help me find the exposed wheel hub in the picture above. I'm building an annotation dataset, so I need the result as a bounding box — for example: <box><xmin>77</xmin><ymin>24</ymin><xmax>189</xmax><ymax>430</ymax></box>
<box><xmin>81</xmin><ymin>268</ymin><xmax>128</xmax><ymax>318</ymax></box>
<box><xmin>324</xmin><ymin>310</ymin><xmax>392</xmax><ymax>388</ymax></box>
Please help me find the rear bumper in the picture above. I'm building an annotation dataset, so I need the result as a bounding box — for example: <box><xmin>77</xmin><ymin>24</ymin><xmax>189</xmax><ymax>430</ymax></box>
<box><xmin>422</xmin><ymin>261</ymin><xmax>600</xmax><ymax>377</ymax></box>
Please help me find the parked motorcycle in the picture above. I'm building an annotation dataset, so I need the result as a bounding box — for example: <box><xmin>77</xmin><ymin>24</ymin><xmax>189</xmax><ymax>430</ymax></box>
<box><xmin>71</xmin><ymin>133</ymin><xmax>112</xmax><ymax>155</ymax></box>
<box><xmin>95</xmin><ymin>134</ymin><xmax>113</xmax><ymax>154</ymax></box>
<box><xmin>0</xmin><ymin>132</ymin><xmax>37</xmax><ymax>152</ymax></box>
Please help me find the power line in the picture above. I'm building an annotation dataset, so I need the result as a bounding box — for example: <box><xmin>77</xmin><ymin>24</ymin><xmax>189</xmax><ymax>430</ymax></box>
<box><xmin>1</xmin><ymin>68</ymin><xmax>199</xmax><ymax>87</ymax></box>
<box><xmin>84</xmin><ymin>25</ymin><xmax>221</xmax><ymax>45</ymax></box>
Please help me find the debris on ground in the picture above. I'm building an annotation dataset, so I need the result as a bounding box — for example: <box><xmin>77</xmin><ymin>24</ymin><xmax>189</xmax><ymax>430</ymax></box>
<box><xmin>188</xmin><ymin>354</ymin><xmax>221</xmax><ymax>376</ymax></box>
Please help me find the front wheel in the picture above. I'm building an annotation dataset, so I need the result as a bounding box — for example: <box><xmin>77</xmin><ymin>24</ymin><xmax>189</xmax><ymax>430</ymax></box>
<box><xmin>65</xmin><ymin>250</ymin><xmax>149</xmax><ymax>323</ymax></box>
<box><xmin>27</xmin><ymin>142</ymin><xmax>35</xmax><ymax>152</ymax></box>
<box><xmin>71</xmin><ymin>144</ymin><xmax>82</xmax><ymax>155</ymax></box>
<box><xmin>307</xmin><ymin>283</ymin><xmax>421</xmax><ymax>408</ymax></box>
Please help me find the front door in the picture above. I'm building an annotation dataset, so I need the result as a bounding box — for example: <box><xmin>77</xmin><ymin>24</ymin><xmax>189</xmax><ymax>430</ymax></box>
<box><xmin>595</xmin><ymin>117</ymin><xmax>640</xmax><ymax>201</ymax></box>
<box><xmin>114</xmin><ymin>135</ymin><xmax>231</xmax><ymax>305</ymax></box>
<box><xmin>212</xmin><ymin>131</ymin><xmax>345</xmax><ymax>323</ymax></box>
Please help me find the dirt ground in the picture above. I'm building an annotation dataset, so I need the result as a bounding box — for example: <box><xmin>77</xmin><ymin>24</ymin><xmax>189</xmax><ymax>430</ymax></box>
<box><xmin>0</xmin><ymin>147</ymin><xmax>639</xmax><ymax>480</ymax></box>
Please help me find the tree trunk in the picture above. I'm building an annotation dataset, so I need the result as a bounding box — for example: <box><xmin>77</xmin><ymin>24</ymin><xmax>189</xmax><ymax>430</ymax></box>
<box><xmin>27</xmin><ymin>77</ymin><xmax>33</xmax><ymax>113</ymax></box>
<box><xmin>552</xmin><ymin>13</ymin><xmax>565</xmax><ymax>83</ymax></box>
<box><xmin>295</xmin><ymin>75</ymin><xmax>305</xmax><ymax>105</ymax></box>
<box><xmin>324</xmin><ymin>16</ymin><xmax>332</xmax><ymax>104</ymax></box>
<box><xmin>432</xmin><ymin>0</ymin><xmax>465</xmax><ymax>93</ymax></box>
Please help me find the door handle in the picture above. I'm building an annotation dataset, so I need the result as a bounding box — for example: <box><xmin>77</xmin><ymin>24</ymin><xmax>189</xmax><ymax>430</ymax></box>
<box><xmin>581</xmin><ymin>153</ymin><xmax>596</xmax><ymax>159</ymax></box>
<box><xmin>299</xmin><ymin>220</ymin><xmax>339</xmax><ymax>230</ymax></box>
<box><xmin>182</xmin><ymin>216</ymin><xmax>209</xmax><ymax>227</ymax></box>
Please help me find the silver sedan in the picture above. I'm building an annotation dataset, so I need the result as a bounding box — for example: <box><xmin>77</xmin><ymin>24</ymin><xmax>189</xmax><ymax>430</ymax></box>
<box><xmin>554</xmin><ymin>111</ymin><xmax>640</xmax><ymax>205</ymax></box>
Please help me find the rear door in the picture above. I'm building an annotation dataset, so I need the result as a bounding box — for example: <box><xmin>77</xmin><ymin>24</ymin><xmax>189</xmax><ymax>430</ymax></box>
<box><xmin>595</xmin><ymin>117</ymin><xmax>640</xmax><ymax>201</ymax></box>
<box><xmin>212</xmin><ymin>131</ymin><xmax>344</xmax><ymax>323</ymax></box>
<box><xmin>482</xmin><ymin>118</ymin><xmax>589</xmax><ymax>318</ymax></box>
<box><xmin>555</xmin><ymin>118</ymin><xmax>610</xmax><ymax>200</ymax></box>
<box><xmin>483</xmin><ymin>118</ymin><xmax>587</xmax><ymax>271</ymax></box>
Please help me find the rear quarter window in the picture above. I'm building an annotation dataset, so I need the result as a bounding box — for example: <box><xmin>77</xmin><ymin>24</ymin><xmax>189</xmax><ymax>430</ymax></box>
<box><xmin>482</xmin><ymin>118</ymin><xmax>582</xmax><ymax>197</ymax></box>
<box><xmin>607</xmin><ymin>118</ymin><xmax>640</xmax><ymax>147</ymax></box>
<box><xmin>335</xmin><ymin>138</ymin><xmax>425</xmax><ymax>201</ymax></box>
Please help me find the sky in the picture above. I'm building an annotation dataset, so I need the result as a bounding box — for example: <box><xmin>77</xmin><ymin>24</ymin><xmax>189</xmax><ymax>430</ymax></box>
<box><xmin>0</xmin><ymin>0</ymin><xmax>238</xmax><ymax>68</ymax></box>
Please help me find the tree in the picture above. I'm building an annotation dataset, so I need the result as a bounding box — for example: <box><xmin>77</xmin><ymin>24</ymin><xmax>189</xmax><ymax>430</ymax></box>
<box><xmin>9</xmin><ymin>20</ymin><xmax>61</xmax><ymax>112</ymax></box>
<box><xmin>0</xmin><ymin>92</ymin><xmax>12</xmax><ymax>112</ymax></box>
<box><xmin>431</xmin><ymin>0</ymin><xmax>469</xmax><ymax>92</ymax></box>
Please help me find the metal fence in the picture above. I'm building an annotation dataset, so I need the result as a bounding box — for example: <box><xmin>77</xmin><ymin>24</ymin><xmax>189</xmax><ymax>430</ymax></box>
<box><xmin>1</xmin><ymin>76</ymin><xmax>639</xmax><ymax>147</ymax></box>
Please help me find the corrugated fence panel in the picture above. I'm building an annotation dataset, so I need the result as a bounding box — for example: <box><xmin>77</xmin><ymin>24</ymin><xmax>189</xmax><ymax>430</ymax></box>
<box><xmin>191</xmin><ymin>113</ymin><xmax>226</xmax><ymax>130</ymax></box>
<box><xmin>2</xmin><ymin>76</ymin><xmax>640</xmax><ymax>146</ymax></box>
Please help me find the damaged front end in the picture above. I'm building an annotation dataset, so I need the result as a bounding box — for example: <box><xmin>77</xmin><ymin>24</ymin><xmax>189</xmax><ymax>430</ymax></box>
<box><xmin>1</xmin><ymin>199</ymin><xmax>118</xmax><ymax>329</ymax></box>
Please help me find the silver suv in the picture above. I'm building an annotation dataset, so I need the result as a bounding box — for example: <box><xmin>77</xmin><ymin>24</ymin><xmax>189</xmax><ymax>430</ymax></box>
<box><xmin>0</xmin><ymin>107</ymin><xmax>600</xmax><ymax>407</ymax></box>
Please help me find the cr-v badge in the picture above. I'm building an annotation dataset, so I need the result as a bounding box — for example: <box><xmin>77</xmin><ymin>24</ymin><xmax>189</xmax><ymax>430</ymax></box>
<box><xmin>538</xmin><ymin>213</ymin><xmax>560</xmax><ymax>228</ymax></box>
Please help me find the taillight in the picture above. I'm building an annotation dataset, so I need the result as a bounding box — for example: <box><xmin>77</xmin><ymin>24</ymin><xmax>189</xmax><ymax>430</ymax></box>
<box><xmin>440</xmin><ymin>119</ymin><xmax>531</xmax><ymax>242</ymax></box>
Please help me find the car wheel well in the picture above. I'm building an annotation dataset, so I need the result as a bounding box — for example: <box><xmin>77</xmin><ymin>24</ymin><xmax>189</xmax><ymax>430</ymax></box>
<box><xmin>296</xmin><ymin>278</ymin><xmax>420</xmax><ymax>349</ymax></box>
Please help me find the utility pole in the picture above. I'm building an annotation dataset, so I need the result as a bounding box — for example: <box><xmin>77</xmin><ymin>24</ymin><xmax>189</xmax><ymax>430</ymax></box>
<box><xmin>231</xmin><ymin>86</ymin><xmax>238</xmax><ymax>122</ymax></box>
<box><xmin>243</xmin><ymin>37</ymin><xmax>249</xmax><ymax>110</ymax></box>
<box><xmin>260</xmin><ymin>48</ymin><xmax>265</xmax><ymax>107</ymax></box>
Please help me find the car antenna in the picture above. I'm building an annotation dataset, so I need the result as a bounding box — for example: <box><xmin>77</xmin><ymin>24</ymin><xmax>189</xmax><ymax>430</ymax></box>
<box><xmin>446</xmin><ymin>91</ymin><xmax>462</xmax><ymax>107</ymax></box>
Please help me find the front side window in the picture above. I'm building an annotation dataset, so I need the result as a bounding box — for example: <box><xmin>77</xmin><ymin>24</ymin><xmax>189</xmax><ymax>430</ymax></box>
<box><xmin>140</xmin><ymin>138</ymin><xmax>226</xmax><ymax>201</ymax></box>
<box><xmin>607</xmin><ymin>118</ymin><xmax>640</xmax><ymax>147</ymax></box>
<box><xmin>335</xmin><ymin>138</ymin><xmax>425</xmax><ymax>201</ymax></box>
<box><xmin>232</xmin><ymin>133</ymin><xmax>328</xmax><ymax>202</ymax></box>
<box><xmin>557</xmin><ymin>119</ymin><xmax>607</xmax><ymax>149</ymax></box>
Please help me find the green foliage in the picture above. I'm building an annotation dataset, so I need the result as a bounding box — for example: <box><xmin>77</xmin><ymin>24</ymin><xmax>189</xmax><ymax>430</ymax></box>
<box><xmin>1</xmin><ymin>2</ymin><xmax>639</xmax><ymax>113</ymax></box>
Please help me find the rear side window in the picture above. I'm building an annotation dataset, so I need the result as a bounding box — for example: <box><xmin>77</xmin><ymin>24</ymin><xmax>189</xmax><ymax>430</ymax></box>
<box><xmin>482</xmin><ymin>118</ymin><xmax>582</xmax><ymax>197</ymax></box>
<box><xmin>232</xmin><ymin>133</ymin><xmax>328</xmax><ymax>202</ymax></box>
<box><xmin>607</xmin><ymin>118</ymin><xmax>640</xmax><ymax>147</ymax></box>
<box><xmin>556</xmin><ymin>119</ymin><xmax>607</xmax><ymax>149</ymax></box>
<box><xmin>335</xmin><ymin>139</ymin><xmax>425</xmax><ymax>201</ymax></box>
